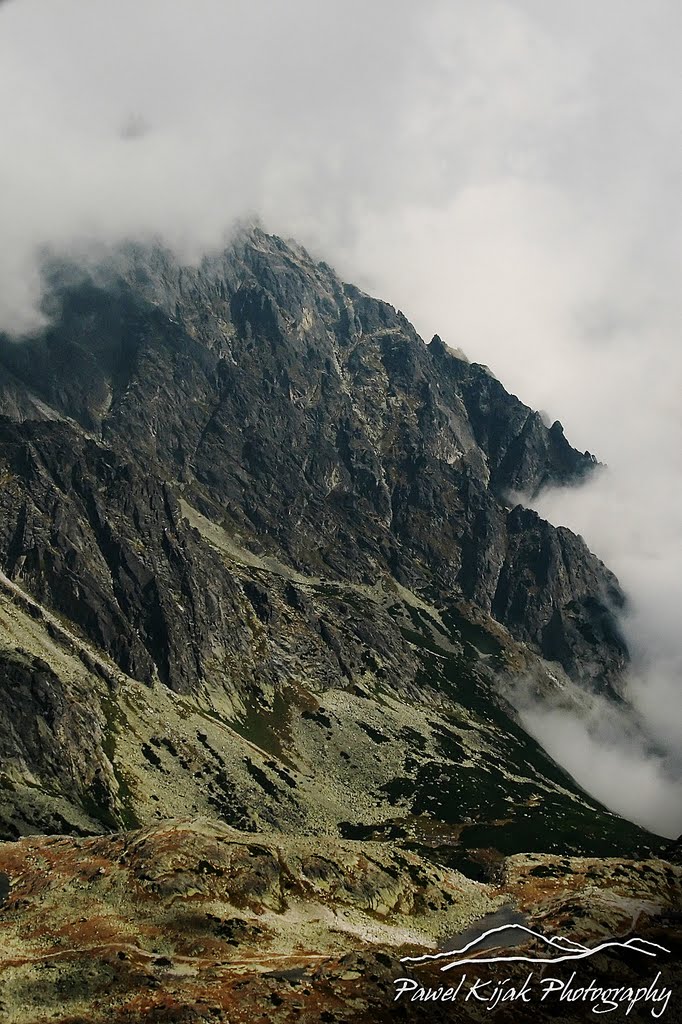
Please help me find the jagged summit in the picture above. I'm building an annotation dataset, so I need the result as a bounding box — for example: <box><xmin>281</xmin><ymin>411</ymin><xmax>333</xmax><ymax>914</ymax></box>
<box><xmin>0</xmin><ymin>230</ymin><xmax>633</xmax><ymax>851</ymax></box>
<box><xmin>0</xmin><ymin>229</ymin><xmax>618</xmax><ymax>676</ymax></box>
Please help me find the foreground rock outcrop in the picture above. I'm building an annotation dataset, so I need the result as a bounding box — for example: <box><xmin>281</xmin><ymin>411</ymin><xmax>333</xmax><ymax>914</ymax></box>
<box><xmin>0</xmin><ymin>819</ymin><xmax>679</xmax><ymax>1023</ymax></box>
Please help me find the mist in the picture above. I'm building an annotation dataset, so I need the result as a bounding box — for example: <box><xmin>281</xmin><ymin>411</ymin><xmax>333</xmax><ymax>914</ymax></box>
<box><xmin>511</xmin><ymin>679</ymin><xmax>681</xmax><ymax>839</ymax></box>
<box><xmin>1</xmin><ymin>0</ymin><xmax>680</xmax><ymax>835</ymax></box>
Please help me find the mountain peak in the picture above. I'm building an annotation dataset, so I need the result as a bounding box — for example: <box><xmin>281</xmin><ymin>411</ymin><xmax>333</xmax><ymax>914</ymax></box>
<box><xmin>0</xmin><ymin>234</ymin><xmax>633</xmax><ymax>863</ymax></box>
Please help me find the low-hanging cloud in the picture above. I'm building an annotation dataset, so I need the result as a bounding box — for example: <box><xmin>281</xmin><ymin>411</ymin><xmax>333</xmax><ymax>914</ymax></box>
<box><xmin>1</xmin><ymin>0</ymin><xmax>680</xmax><ymax>834</ymax></box>
<box><xmin>0</xmin><ymin>0</ymin><xmax>432</xmax><ymax>332</ymax></box>
<box><xmin>515</xmin><ymin>687</ymin><xmax>681</xmax><ymax>839</ymax></box>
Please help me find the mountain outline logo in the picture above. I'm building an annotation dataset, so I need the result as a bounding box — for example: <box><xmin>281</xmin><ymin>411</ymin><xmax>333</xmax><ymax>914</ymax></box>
<box><xmin>401</xmin><ymin>924</ymin><xmax>671</xmax><ymax>973</ymax></box>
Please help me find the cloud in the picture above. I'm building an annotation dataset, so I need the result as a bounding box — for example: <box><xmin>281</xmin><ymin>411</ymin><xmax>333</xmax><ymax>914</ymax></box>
<box><xmin>526</xmin><ymin>465</ymin><xmax>682</xmax><ymax>838</ymax></box>
<box><xmin>1</xmin><ymin>0</ymin><xmax>680</xmax><ymax>833</ymax></box>
<box><xmin>0</xmin><ymin>0</ymin><xmax>430</xmax><ymax>331</ymax></box>
<box><xmin>520</xmin><ymin>704</ymin><xmax>680</xmax><ymax>840</ymax></box>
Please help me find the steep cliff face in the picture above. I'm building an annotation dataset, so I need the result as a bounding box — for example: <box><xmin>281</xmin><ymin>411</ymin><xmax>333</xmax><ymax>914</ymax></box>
<box><xmin>0</xmin><ymin>230</ymin><xmax>625</xmax><ymax>686</ymax></box>
<box><xmin>0</xmin><ymin>228</ymin><xmax>639</xmax><ymax>854</ymax></box>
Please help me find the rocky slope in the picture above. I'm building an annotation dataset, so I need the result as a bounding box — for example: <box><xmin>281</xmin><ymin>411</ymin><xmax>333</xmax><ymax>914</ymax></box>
<box><xmin>0</xmin><ymin>818</ymin><xmax>679</xmax><ymax>1023</ymax></box>
<box><xmin>0</xmin><ymin>228</ymin><xmax>677</xmax><ymax>1021</ymax></box>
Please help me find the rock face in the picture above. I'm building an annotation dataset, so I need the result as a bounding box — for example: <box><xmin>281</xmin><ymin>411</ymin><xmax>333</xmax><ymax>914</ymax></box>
<box><xmin>0</xmin><ymin>229</ymin><xmax>674</xmax><ymax>1022</ymax></box>
<box><xmin>0</xmin><ymin>230</ymin><xmax>624</xmax><ymax>688</ymax></box>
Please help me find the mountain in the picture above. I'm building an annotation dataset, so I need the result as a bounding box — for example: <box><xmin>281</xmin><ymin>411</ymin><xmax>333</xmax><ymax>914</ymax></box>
<box><xmin>0</xmin><ymin>232</ymin><xmax>622</xmax><ymax>689</ymax></box>
<box><xmin>0</xmin><ymin>228</ymin><xmax>678</xmax><ymax>1022</ymax></box>
<box><xmin>0</xmin><ymin>227</ymin><xmax>631</xmax><ymax>843</ymax></box>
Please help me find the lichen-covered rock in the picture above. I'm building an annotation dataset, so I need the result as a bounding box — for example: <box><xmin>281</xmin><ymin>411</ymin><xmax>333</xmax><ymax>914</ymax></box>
<box><xmin>0</xmin><ymin>821</ymin><xmax>678</xmax><ymax>1024</ymax></box>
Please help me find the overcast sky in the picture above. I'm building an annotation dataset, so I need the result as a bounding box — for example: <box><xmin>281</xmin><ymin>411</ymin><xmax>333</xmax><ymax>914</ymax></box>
<box><xmin>1</xmin><ymin>0</ymin><xmax>680</xmax><ymax>835</ymax></box>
